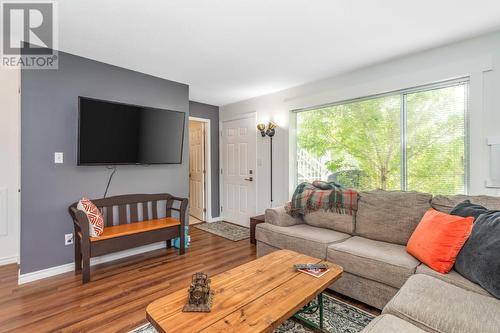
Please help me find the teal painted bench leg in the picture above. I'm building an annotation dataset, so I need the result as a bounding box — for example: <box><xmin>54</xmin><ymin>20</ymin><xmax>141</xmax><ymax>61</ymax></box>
<box><xmin>293</xmin><ymin>292</ymin><xmax>325</xmax><ymax>331</ymax></box>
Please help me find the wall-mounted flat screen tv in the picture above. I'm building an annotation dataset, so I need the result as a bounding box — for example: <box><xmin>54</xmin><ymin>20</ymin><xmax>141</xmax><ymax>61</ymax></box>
<box><xmin>78</xmin><ymin>97</ymin><xmax>185</xmax><ymax>165</ymax></box>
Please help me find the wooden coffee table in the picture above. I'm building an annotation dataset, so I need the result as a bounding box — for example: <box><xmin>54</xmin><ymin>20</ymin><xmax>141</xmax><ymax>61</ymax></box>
<box><xmin>146</xmin><ymin>249</ymin><xmax>343</xmax><ymax>332</ymax></box>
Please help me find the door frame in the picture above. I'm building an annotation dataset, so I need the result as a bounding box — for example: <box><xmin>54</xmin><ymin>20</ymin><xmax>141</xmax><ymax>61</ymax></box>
<box><xmin>219</xmin><ymin>112</ymin><xmax>257</xmax><ymax>223</ymax></box>
<box><xmin>0</xmin><ymin>67</ymin><xmax>21</xmax><ymax>267</ymax></box>
<box><xmin>188</xmin><ymin>116</ymin><xmax>211</xmax><ymax>222</ymax></box>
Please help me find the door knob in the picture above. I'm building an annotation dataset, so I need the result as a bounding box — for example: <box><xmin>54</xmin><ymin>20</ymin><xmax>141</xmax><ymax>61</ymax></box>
<box><xmin>244</xmin><ymin>177</ymin><xmax>253</xmax><ymax>182</ymax></box>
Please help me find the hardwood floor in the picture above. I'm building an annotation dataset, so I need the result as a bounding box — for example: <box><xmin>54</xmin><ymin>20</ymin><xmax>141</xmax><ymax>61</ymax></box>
<box><xmin>0</xmin><ymin>228</ymin><xmax>379</xmax><ymax>333</ymax></box>
<box><xmin>0</xmin><ymin>228</ymin><xmax>255</xmax><ymax>333</ymax></box>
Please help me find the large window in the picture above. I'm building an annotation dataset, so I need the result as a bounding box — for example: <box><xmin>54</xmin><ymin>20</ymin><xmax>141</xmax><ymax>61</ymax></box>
<box><xmin>296</xmin><ymin>80</ymin><xmax>468</xmax><ymax>195</ymax></box>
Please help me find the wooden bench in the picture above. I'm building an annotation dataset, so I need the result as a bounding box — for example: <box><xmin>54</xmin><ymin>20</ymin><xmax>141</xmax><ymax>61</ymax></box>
<box><xmin>69</xmin><ymin>193</ymin><xmax>188</xmax><ymax>283</ymax></box>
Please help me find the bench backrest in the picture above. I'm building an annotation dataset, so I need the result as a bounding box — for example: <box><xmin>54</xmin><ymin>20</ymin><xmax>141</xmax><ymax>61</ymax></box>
<box><xmin>70</xmin><ymin>193</ymin><xmax>181</xmax><ymax>227</ymax></box>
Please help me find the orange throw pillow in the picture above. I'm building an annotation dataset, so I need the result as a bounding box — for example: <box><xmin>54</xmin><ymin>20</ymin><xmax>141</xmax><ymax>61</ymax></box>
<box><xmin>407</xmin><ymin>208</ymin><xmax>473</xmax><ymax>274</ymax></box>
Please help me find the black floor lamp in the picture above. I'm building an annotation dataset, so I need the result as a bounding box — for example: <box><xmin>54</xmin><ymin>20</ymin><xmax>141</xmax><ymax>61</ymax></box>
<box><xmin>257</xmin><ymin>121</ymin><xmax>277</xmax><ymax>205</ymax></box>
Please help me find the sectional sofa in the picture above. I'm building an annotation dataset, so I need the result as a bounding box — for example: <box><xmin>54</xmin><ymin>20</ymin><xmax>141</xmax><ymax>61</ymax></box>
<box><xmin>255</xmin><ymin>190</ymin><xmax>500</xmax><ymax>332</ymax></box>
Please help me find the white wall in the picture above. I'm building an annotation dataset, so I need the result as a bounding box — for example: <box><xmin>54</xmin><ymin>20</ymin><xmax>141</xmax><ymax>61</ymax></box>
<box><xmin>0</xmin><ymin>68</ymin><xmax>21</xmax><ymax>265</ymax></box>
<box><xmin>220</xmin><ymin>31</ymin><xmax>500</xmax><ymax>214</ymax></box>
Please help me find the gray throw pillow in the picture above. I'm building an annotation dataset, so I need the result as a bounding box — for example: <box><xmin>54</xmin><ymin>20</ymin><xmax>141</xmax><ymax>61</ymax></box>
<box><xmin>453</xmin><ymin>210</ymin><xmax>500</xmax><ymax>299</ymax></box>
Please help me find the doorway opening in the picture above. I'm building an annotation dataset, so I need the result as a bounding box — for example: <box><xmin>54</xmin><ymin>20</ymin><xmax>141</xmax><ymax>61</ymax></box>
<box><xmin>188</xmin><ymin>117</ymin><xmax>211</xmax><ymax>225</ymax></box>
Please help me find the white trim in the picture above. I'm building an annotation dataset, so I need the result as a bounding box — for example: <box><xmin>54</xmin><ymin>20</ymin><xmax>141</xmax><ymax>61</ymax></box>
<box><xmin>206</xmin><ymin>216</ymin><xmax>223</xmax><ymax>223</ymax></box>
<box><xmin>219</xmin><ymin>119</ymin><xmax>223</xmax><ymax>221</ymax></box>
<box><xmin>18</xmin><ymin>241</ymin><xmax>166</xmax><ymax>285</ymax></box>
<box><xmin>189</xmin><ymin>116</ymin><xmax>212</xmax><ymax>221</ymax></box>
<box><xmin>0</xmin><ymin>255</ymin><xmax>18</xmax><ymax>267</ymax></box>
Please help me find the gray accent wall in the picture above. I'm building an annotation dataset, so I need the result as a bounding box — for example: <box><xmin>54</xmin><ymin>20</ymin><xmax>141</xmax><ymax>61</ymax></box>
<box><xmin>189</xmin><ymin>101</ymin><xmax>220</xmax><ymax>218</ymax></box>
<box><xmin>21</xmin><ymin>51</ymin><xmax>189</xmax><ymax>274</ymax></box>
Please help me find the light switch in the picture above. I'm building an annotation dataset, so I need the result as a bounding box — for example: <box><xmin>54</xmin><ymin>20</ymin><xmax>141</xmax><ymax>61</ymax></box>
<box><xmin>54</xmin><ymin>152</ymin><xmax>64</xmax><ymax>164</ymax></box>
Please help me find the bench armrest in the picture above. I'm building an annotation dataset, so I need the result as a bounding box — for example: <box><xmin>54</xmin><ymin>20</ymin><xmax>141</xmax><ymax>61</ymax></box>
<box><xmin>265</xmin><ymin>206</ymin><xmax>303</xmax><ymax>227</ymax></box>
<box><xmin>68</xmin><ymin>206</ymin><xmax>90</xmax><ymax>240</ymax></box>
<box><xmin>167</xmin><ymin>196</ymin><xmax>189</xmax><ymax>227</ymax></box>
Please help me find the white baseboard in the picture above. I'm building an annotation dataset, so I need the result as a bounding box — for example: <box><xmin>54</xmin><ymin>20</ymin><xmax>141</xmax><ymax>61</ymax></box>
<box><xmin>0</xmin><ymin>255</ymin><xmax>18</xmax><ymax>267</ymax></box>
<box><xmin>18</xmin><ymin>241</ymin><xmax>167</xmax><ymax>285</ymax></box>
<box><xmin>206</xmin><ymin>216</ymin><xmax>223</xmax><ymax>223</ymax></box>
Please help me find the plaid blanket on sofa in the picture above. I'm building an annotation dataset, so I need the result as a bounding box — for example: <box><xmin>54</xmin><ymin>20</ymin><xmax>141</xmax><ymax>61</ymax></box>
<box><xmin>286</xmin><ymin>181</ymin><xmax>358</xmax><ymax>217</ymax></box>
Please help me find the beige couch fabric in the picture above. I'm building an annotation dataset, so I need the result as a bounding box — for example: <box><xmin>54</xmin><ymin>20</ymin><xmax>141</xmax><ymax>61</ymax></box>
<box><xmin>327</xmin><ymin>236</ymin><xmax>419</xmax><ymax>288</ymax></box>
<box><xmin>329</xmin><ymin>271</ymin><xmax>398</xmax><ymax>310</ymax></box>
<box><xmin>355</xmin><ymin>190</ymin><xmax>432</xmax><ymax>245</ymax></box>
<box><xmin>416</xmin><ymin>263</ymin><xmax>491</xmax><ymax>297</ymax></box>
<box><xmin>383</xmin><ymin>274</ymin><xmax>500</xmax><ymax>333</ymax></box>
<box><xmin>361</xmin><ymin>314</ymin><xmax>426</xmax><ymax>333</ymax></box>
<box><xmin>264</xmin><ymin>206</ymin><xmax>303</xmax><ymax>227</ymax></box>
<box><xmin>255</xmin><ymin>223</ymin><xmax>351</xmax><ymax>259</ymax></box>
<box><xmin>303</xmin><ymin>210</ymin><xmax>355</xmax><ymax>234</ymax></box>
<box><xmin>256</xmin><ymin>241</ymin><xmax>279</xmax><ymax>258</ymax></box>
<box><xmin>431</xmin><ymin>194</ymin><xmax>500</xmax><ymax>213</ymax></box>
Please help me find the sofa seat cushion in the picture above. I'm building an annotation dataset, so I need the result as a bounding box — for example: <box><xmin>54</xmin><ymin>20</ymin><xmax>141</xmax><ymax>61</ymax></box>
<box><xmin>361</xmin><ymin>314</ymin><xmax>426</xmax><ymax>333</ymax></box>
<box><xmin>327</xmin><ymin>236</ymin><xmax>419</xmax><ymax>288</ymax></box>
<box><xmin>383</xmin><ymin>274</ymin><xmax>500</xmax><ymax>333</ymax></box>
<box><xmin>255</xmin><ymin>223</ymin><xmax>350</xmax><ymax>259</ymax></box>
<box><xmin>356</xmin><ymin>190</ymin><xmax>432</xmax><ymax>245</ymax></box>
<box><xmin>416</xmin><ymin>263</ymin><xmax>491</xmax><ymax>297</ymax></box>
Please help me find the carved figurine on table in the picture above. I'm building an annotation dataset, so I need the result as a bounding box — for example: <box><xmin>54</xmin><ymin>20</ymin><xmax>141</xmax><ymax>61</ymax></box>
<box><xmin>183</xmin><ymin>272</ymin><xmax>214</xmax><ymax>312</ymax></box>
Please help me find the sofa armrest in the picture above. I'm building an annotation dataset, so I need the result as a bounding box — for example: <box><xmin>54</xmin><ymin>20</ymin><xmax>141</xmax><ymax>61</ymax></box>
<box><xmin>265</xmin><ymin>206</ymin><xmax>303</xmax><ymax>227</ymax></box>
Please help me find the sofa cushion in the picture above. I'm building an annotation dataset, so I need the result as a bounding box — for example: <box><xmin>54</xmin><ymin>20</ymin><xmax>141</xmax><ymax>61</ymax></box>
<box><xmin>360</xmin><ymin>314</ymin><xmax>426</xmax><ymax>333</ymax></box>
<box><xmin>327</xmin><ymin>236</ymin><xmax>419</xmax><ymax>288</ymax></box>
<box><xmin>256</xmin><ymin>223</ymin><xmax>350</xmax><ymax>259</ymax></box>
<box><xmin>432</xmin><ymin>194</ymin><xmax>500</xmax><ymax>213</ymax></box>
<box><xmin>416</xmin><ymin>263</ymin><xmax>491</xmax><ymax>297</ymax></box>
<box><xmin>383</xmin><ymin>274</ymin><xmax>500</xmax><ymax>333</ymax></box>
<box><xmin>356</xmin><ymin>190</ymin><xmax>432</xmax><ymax>245</ymax></box>
<box><xmin>265</xmin><ymin>206</ymin><xmax>303</xmax><ymax>227</ymax></box>
<box><xmin>406</xmin><ymin>208</ymin><xmax>473</xmax><ymax>273</ymax></box>
<box><xmin>304</xmin><ymin>210</ymin><xmax>355</xmax><ymax>234</ymax></box>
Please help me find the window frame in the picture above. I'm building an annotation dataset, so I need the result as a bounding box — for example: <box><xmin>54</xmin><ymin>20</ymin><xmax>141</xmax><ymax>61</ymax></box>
<box><xmin>292</xmin><ymin>77</ymin><xmax>470</xmax><ymax>194</ymax></box>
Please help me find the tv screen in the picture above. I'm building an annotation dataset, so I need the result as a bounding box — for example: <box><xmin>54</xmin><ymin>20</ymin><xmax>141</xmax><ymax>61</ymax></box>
<box><xmin>78</xmin><ymin>97</ymin><xmax>185</xmax><ymax>165</ymax></box>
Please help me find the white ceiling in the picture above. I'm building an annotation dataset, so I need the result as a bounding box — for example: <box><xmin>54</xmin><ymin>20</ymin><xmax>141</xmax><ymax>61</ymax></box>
<box><xmin>59</xmin><ymin>0</ymin><xmax>500</xmax><ymax>106</ymax></box>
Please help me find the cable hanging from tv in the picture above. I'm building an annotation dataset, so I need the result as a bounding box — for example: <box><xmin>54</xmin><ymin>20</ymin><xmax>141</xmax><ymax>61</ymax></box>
<box><xmin>103</xmin><ymin>166</ymin><xmax>117</xmax><ymax>198</ymax></box>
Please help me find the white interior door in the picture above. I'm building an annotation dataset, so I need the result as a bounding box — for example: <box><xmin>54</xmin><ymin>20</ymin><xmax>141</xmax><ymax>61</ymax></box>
<box><xmin>222</xmin><ymin>116</ymin><xmax>256</xmax><ymax>227</ymax></box>
<box><xmin>189</xmin><ymin>121</ymin><xmax>205</xmax><ymax>221</ymax></box>
<box><xmin>0</xmin><ymin>68</ymin><xmax>21</xmax><ymax>265</ymax></box>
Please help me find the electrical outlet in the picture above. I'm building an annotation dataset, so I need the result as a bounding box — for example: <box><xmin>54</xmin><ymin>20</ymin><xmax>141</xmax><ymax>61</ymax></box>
<box><xmin>64</xmin><ymin>233</ymin><xmax>74</xmax><ymax>246</ymax></box>
<box><xmin>54</xmin><ymin>152</ymin><xmax>64</xmax><ymax>164</ymax></box>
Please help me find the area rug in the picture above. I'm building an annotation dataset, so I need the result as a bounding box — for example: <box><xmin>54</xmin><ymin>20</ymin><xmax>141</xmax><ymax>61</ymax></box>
<box><xmin>193</xmin><ymin>221</ymin><xmax>249</xmax><ymax>241</ymax></box>
<box><xmin>129</xmin><ymin>293</ymin><xmax>374</xmax><ymax>333</ymax></box>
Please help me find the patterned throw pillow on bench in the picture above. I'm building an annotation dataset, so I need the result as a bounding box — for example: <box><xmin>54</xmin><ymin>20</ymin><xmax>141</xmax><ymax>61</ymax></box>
<box><xmin>77</xmin><ymin>197</ymin><xmax>104</xmax><ymax>237</ymax></box>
